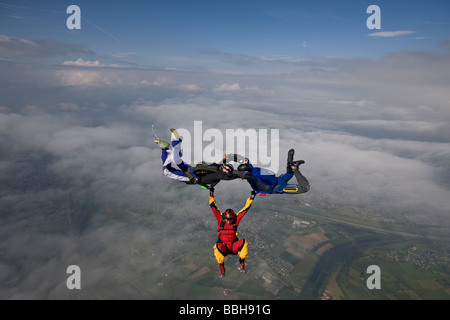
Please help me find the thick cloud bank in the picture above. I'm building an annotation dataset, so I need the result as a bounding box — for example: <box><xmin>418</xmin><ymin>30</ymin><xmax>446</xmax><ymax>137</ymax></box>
<box><xmin>1</xmin><ymin>39</ymin><xmax>450</xmax><ymax>298</ymax></box>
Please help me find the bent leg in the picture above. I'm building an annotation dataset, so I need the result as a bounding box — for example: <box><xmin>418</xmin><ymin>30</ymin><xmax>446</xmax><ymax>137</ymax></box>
<box><xmin>163</xmin><ymin>165</ymin><xmax>190</xmax><ymax>182</ymax></box>
<box><xmin>294</xmin><ymin>170</ymin><xmax>310</xmax><ymax>193</ymax></box>
<box><xmin>171</xmin><ymin>138</ymin><xmax>194</xmax><ymax>174</ymax></box>
<box><xmin>235</xmin><ymin>240</ymin><xmax>248</xmax><ymax>273</ymax></box>
<box><xmin>232</xmin><ymin>239</ymin><xmax>248</xmax><ymax>260</ymax></box>
<box><xmin>237</xmin><ymin>240</ymin><xmax>248</xmax><ymax>260</ymax></box>
<box><xmin>171</xmin><ymin>138</ymin><xmax>186</xmax><ymax>167</ymax></box>
<box><xmin>278</xmin><ymin>171</ymin><xmax>293</xmax><ymax>185</ymax></box>
<box><xmin>273</xmin><ymin>172</ymin><xmax>293</xmax><ymax>193</ymax></box>
<box><xmin>162</xmin><ymin>150</ymin><xmax>190</xmax><ymax>182</ymax></box>
<box><xmin>161</xmin><ymin>148</ymin><xmax>170</xmax><ymax>165</ymax></box>
<box><xmin>213</xmin><ymin>244</ymin><xmax>227</xmax><ymax>264</ymax></box>
<box><xmin>281</xmin><ymin>171</ymin><xmax>310</xmax><ymax>194</ymax></box>
<box><xmin>172</xmin><ymin>139</ymin><xmax>183</xmax><ymax>165</ymax></box>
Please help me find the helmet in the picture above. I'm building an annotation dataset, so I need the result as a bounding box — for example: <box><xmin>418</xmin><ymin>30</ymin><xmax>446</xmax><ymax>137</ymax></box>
<box><xmin>224</xmin><ymin>209</ymin><xmax>236</xmax><ymax>219</ymax></box>
<box><xmin>222</xmin><ymin>163</ymin><xmax>234</xmax><ymax>173</ymax></box>
<box><xmin>238</xmin><ymin>163</ymin><xmax>251</xmax><ymax>172</ymax></box>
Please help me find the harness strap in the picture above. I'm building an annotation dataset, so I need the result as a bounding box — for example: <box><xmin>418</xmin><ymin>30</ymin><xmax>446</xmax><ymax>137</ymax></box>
<box><xmin>183</xmin><ymin>169</ymin><xmax>197</xmax><ymax>184</ymax></box>
<box><xmin>218</xmin><ymin>219</ymin><xmax>237</xmax><ymax>233</ymax></box>
<box><xmin>216</xmin><ymin>218</ymin><xmax>239</xmax><ymax>253</ymax></box>
<box><xmin>216</xmin><ymin>237</ymin><xmax>240</xmax><ymax>254</ymax></box>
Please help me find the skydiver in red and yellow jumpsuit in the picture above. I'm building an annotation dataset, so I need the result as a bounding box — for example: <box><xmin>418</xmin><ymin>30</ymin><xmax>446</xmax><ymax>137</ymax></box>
<box><xmin>209</xmin><ymin>188</ymin><xmax>256</xmax><ymax>277</ymax></box>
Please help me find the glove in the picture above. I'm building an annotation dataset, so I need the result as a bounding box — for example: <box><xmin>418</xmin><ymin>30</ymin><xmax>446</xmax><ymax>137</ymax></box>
<box><xmin>209</xmin><ymin>187</ymin><xmax>215</xmax><ymax>196</ymax></box>
<box><xmin>250</xmin><ymin>190</ymin><xmax>257</xmax><ymax>199</ymax></box>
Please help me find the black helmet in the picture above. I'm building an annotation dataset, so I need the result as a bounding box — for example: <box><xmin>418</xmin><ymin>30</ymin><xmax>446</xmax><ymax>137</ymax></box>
<box><xmin>238</xmin><ymin>163</ymin><xmax>251</xmax><ymax>172</ymax></box>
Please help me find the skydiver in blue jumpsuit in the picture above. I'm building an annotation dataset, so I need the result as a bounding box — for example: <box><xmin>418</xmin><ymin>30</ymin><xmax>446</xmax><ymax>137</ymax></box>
<box><xmin>226</xmin><ymin>149</ymin><xmax>310</xmax><ymax>195</ymax></box>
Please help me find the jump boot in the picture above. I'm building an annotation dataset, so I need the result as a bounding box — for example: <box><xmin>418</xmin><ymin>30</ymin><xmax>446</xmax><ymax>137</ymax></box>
<box><xmin>170</xmin><ymin>128</ymin><xmax>181</xmax><ymax>141</ymax></box>
<box><xmin>287</xmin><ymin>148</ymin><xmax>305</xmax><ymax>171</ymax></box>
<box><xmin>238</xmin><ymin>259</ymin><xmax>246</xmax><ymax>273</ymax></box>
<box><xmin>291</xmin><ymin>160</ymin><xmax>305</xmax><ymax>171</ymax></box>
<box><xmin>219</xmin><ymin>264</ymin><xmax>226</xmax><ymax>277</ymax></box>
<box><xmin>287</xmin><ymin>149</ymin><xmax>295</xmax><ymax>165</ymax></box>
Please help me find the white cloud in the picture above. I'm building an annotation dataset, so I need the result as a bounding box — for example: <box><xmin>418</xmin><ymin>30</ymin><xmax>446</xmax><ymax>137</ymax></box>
<box><xmin>54</xmin><ymin>69</ymin><xmax>124</xmax><ymax>87</ymax></box>
<box><xmin>344</xmin><ymin>119</ymin><xmax>444</xmax><ymax>133</ymax></box>
<box><xmin>327</xmin><ymin>99</ymin><xmax>377</xmax><ymax>108</ymax></box>
<box><xmin>152</xmin><ymin>75</ymin><xmax>172</xmax><ymax>86</ymax></box>
<box><xmin>2</xmin><ymin>56</ymin><xmax>450</xmax><ymax>298</ymax></box>
<box><xmin>62</xmin><ymin>58</ymin><xmax>123</xmax><ymax>68</ymax></box>
<box><xmin>179</xmin><ymin>84</ymin><xmax>201</xmax><ymax>91</ymax></box>
<box><xmin>2</xmin><ymin>41</ymin><xmax>450</xmax><ymax>224</ymax></box>
<box><xmin>213</xmin><ymin>83</ymin><xmax>241</xmax><ymax>92</ymax></box>
<box><xmin>21</xmin><ymin>105</ymin><xmax>44</xmax><ymax>115</ymax></box>
<box><xmin>367</xmin><ymin>30</ymin><xmax>414</xmax><ymax>37</ymax></box>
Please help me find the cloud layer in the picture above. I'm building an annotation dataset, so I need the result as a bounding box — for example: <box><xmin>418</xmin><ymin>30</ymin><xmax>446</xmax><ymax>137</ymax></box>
<box><xmin>1</xmin><ymin>34</ymin><xmax>450</xmax><ymax>298</ymax></box>
<box><xmin>368</xmin><ymin>30</ymin><xmax>415</xmax><ymax>37</ymax></box>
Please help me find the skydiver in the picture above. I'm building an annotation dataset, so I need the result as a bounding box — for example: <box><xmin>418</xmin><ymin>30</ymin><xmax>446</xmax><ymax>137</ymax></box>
<box><xmin>230</xmin><ymin>149</ymin><xmax>310</xmax><ymax>194</ymax></box>
<box><xmin>209</xmin><ymin>187</ymin><xmax>256</xmax><ymax>277</ymax></box>
<box><xmin>154</xmin><ymin>129</ymin><xmax>245</xmax><ymax>188</ymax></box>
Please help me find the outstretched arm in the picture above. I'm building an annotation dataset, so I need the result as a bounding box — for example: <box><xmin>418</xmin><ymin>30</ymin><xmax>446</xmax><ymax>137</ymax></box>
<box><xmin>242</xmin><ymin>174</ymin><xmax>271</xmax><ymax>192</ymax></box>
<box><xmin>209</xmin><ymin>188</ymin><xmax>222</xmax><ymax>220</ymax></box>
<box><xmin>223</xmin><ymin>153</ymin><xmax>248</xmax><ymax>165</ymax></box>
<box><xmin>236</xmin><ymin>191</ymin><xmax>256</xmax><ymax>223</ymax></box>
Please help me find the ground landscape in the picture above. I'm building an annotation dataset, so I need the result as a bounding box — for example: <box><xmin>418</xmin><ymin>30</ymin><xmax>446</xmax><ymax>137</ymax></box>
<box><xmin>61</xmin><ymin>194</ymin><xmax>450</xmax><ymax>300</ymax></box>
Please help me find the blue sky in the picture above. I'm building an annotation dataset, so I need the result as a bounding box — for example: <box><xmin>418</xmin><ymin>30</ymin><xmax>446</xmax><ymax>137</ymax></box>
<box><xmin>1</xmin><ymin>0</ymin><xmax>449</xmax><ymax>70</ymax></box>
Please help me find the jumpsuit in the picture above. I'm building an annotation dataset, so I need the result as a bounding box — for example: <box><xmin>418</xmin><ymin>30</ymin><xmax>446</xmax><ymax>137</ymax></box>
<box><xmin>210</xmin><ymin>194</ymin><xmax>253</xmax><ymax>264</ymax></box>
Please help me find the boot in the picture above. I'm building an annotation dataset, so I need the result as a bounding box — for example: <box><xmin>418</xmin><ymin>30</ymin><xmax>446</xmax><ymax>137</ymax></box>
<box><xmin>238</xmin><ymin>259</ymin><xmax>246</xmax><ymax>273</ymax></box>
<box><xmin>287</xmin><ymin>149</ymin><xmax>295</xmax><ymax>165</ymax></box>
<box><xmin>291</xmin><ymin>160</ymin><xmax>305</xmax><ymax>171</ymax></box>
<box><xmin>170</xmin><ymin>128</ymin><xmax>181</xmax><ymax>141</ymax></box>
<box><xmin>219</xmin><ymin>264</ymin><xmax>226</xmax><ymax>277</ymax></box>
